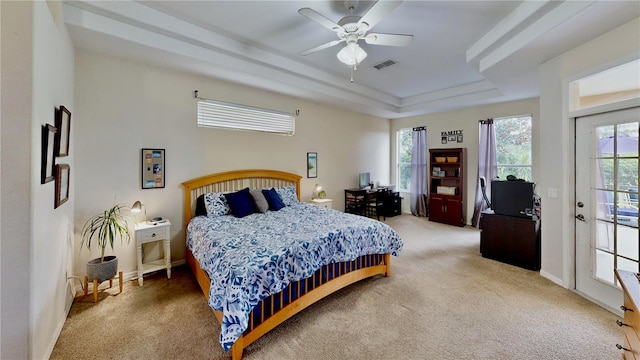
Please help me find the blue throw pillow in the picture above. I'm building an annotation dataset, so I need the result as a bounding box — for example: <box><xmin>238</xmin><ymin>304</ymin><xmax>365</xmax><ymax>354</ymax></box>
<box><xmin>262</xmin><ymin>188</ymin><xmax>286</xmax><ymax>211</ymax></box>
<box><xmin>223</xmin><ymin>188</ymin><xmax>256</xmax><ymax>218</ymax></box>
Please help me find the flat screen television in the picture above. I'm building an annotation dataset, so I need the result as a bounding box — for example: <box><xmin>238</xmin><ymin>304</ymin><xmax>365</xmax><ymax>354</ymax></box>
<box><xmin>491</xmin><ymin>180</ymin><xmax>535</xmax><ymax>218</ymax></box>
<box><xmin>359</xmin><ymin>172</ymin><xmax>370</xmax><ymax>189</ymax></box>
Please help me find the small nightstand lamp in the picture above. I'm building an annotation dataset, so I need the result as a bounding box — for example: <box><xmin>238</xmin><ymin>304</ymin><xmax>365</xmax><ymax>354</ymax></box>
<box><xmin>312</xmin><ymin>184</ymin><xmax>322</xmax><ymax>199</ymax></box>
<box><xmin>131</xmin><ymin>201</ymin><xmax>147</xmax><ymax>223</ymax></box>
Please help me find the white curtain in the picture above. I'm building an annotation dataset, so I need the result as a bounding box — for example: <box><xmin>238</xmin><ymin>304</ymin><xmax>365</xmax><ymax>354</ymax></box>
<box><xmin>410</xmin><ymin>127</ymin><xmax>428</xmax><ymax>216</ymax></box>
<box><xmin>471</xmin><ymin>119</ymin><xmax>497</xmax><ymax>227</ymax></box>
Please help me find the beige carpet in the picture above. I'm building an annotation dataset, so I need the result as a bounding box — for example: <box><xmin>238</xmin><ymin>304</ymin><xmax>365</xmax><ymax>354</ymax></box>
<box><xmin>51</xmin><ymin>215</ymin><xmax>621</xmax><ymax>360</ymax></box>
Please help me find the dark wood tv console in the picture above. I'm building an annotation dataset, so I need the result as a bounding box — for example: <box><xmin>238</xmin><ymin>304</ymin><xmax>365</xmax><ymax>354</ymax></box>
<box><xmin>479</xmin><ymin>210</ymin><xmax>541</xmax><ymax>271</ymax></box>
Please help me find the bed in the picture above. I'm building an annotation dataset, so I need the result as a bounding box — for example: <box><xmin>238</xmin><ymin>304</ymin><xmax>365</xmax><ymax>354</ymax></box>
<box><xmin>182</xmin><ymin>169</ymin><xmax>403</xmax><ymax>359</ymax></box>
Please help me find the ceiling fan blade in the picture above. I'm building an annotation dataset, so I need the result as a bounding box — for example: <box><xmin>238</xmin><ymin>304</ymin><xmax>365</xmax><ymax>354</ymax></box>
<box><xmin>298</xmin><ymin>39</ymin><xmax>344</xmax><ymax>56</ymax></box>
<box><xmin>364</xmin><ymin>33</ymin><xmax>413</xmax><ymax>47</ymax></box>
<box><xmin>357</xmin><ymin>0</ymin><xmax>402</xmax><ymax>31</ymax></box>
<box><xmin>298</xmin><ymin>8</ymin><xmax>344</xmax><ymax>33</ymax></box>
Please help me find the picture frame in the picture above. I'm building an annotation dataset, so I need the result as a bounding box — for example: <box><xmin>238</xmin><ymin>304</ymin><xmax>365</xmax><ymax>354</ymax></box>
<box><xmin>41</xmin><ymin>124</ymin><xmax>57</xmax><ymax>184</ymax></box>
<box><xmin>54</xmin><ymin>106</ymin><xmax>71</xmax><ymax>157</ymax></box>
<box><xmin>441</xmin><ymin>136</ymin><xmax>447</xmax><ymax>144</ymax></box>
<box><xmin>307</xmin><ymin>152</ymin><xmax>317</xmax><ymax>178</ymax></box>
<box><xmin>55</xmin><ymin>164</ymin><xmax>70</xmax><ymax>208</ymax></box>
<box><xmin>457</xmin><ymin>134</ymin><xmax>463</xmax><ymax>143</ymax></box>
<box><xmin>448</xmin><ymin>135</ymin><xmax>456</xmax><ymax>141</ymax></box>
<box><xmin>141</xmin><ymin>148</ymin><xmax>165</xmax><ymax>189</ymax></box>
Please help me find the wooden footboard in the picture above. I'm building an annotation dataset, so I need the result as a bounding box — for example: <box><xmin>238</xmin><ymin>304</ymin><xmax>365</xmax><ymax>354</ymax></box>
<box><xmin>187</xmin><ymin>247</ymin><xmax>390</xmax><ymax>360</ymax></box>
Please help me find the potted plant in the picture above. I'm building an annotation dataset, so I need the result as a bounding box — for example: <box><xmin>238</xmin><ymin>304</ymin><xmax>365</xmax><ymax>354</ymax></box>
<box><xmin>81</xmin><ymin>204</ymin><xmax>132</xmax><ymax>283</ymax></box>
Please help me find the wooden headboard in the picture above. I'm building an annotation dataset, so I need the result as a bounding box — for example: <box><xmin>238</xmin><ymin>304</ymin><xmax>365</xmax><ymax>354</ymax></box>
<box><xmin>181</xmin><ymin>169</ymin><xmax>302</xmax><ymax>226</ymax></box>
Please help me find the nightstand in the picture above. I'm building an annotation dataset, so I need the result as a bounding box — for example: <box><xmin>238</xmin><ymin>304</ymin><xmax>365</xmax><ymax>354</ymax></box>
<box><xmin>134</xmin><ymin>220</ymin><xmax>171</xmax><ymax>286</ymax></box>
<box><xmin>309</xmin><ymin>198</ymin><xmax>333</xmax><ymax>209</ymax></box>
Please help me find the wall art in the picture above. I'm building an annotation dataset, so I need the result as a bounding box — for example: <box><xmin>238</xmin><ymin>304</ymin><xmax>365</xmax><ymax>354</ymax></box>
<box><xmin>141</xmin><ymin>148</ymin><xmax>165</xmax><ymax>189</ymax></box>
<box><xmin>54</xmin><ymin>106</ymin><xmax>71</xmax><ymax>157</ymax></box>
<box><xmin>41</xmin><ymin>124</ymin><xmax>57</xmax><ymax>184</ymax></box>
<box><xmin>55</xmin><ymin>164</ymin><xmax>70</xmax><ymax>208</ymax></box>
<box><xmin>307</xmin><ymin>152</ymin><xmax>317</xmax><ymax>178</ymax></box>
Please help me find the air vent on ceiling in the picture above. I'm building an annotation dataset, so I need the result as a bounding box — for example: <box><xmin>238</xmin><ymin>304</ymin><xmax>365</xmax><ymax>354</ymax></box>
<box><xmin>373</xmin><ymin>59</ymin><xmax>397</xmax><ymax>70</ymax></box>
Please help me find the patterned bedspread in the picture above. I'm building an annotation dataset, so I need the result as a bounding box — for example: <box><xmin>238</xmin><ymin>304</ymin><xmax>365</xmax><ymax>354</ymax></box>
<box><xmin>186</xmin><ymin>202</ymin><xmax>403</xmax><ymax>351</ymax></box>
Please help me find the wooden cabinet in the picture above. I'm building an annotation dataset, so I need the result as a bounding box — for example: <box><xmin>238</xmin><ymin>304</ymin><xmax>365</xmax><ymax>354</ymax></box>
<box><xmin>615</xmin><ymin>270</ymin><xmax>640</xmax><ymax>359</ymax></box>
<box><xmin>428</xmin><ymin>148</ymin><xmax>465</xmax><ymax>226</ymax></box>
<box><xmin>479</xmin><ymin>211</ymin><xmax>540</xmax><ymax>270</ymax></box>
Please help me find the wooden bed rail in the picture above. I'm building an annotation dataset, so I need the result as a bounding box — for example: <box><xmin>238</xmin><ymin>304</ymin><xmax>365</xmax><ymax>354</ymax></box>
<box><xmin>186</xmin><ymin>247</ymin><xmax>390</xmax><ymax>360</ymax></box>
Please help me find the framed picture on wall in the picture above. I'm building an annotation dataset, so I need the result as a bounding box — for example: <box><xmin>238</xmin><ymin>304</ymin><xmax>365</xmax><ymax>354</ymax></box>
<box><xmin>307</xmin><ymin>152</ymin><xmax>317</xmax><ymax>178</ymax></box>
<box><xmin>457</xmin><ymin>134</ymin><xmax>463</xmax><ymax>143</ymax></box>
<box><xmin>54</xmin><ymin>106</ymin><xmax>71</xmax><ymax>157</ymax></box>
<box><xmin>441</xmin><ymin>136</ymin><xmax>447</xmax><ymax>144</ymax></box>
<box><xmin>41</xmin><ymin>124</ymin><xmax>57</xmax><ymax>184</ymax></box>
<box><xmin>55</xmin><ymin>164</ymin><xmax>70</xmax><ymax>208</ymax></box>
<box><xmin>141</xmin><ymin>148</ymin><xmax>165</xmax><ymax>189</ymax></box>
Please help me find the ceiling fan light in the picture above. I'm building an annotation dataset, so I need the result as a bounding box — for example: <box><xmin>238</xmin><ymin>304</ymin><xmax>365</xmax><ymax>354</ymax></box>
<box><xmin>337</xmin><ymin>43</ymin><xmax>367</xmax><ymax>66</ymax></box>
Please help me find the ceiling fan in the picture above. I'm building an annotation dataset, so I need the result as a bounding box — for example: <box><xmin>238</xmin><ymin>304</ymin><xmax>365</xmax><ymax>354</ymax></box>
<box><xmin>298</xmin><ymin>0</ymin><xmax>413</xmax><ymax>71</ymax></box>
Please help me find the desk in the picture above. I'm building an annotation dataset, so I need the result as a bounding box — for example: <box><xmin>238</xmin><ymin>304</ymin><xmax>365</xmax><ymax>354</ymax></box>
<box><xmin>479</xmin><ymin>210</ymin><xmax>540</xmax><ymax>270</ymax></box>
<box><xmin>344</xmin><ymin>189</ymin><xmax>367</xmax><ymax>216</ymax></box>
<box><xmin>344</xmin><ymin>188</ymin><xmax>401</xmax><ymax>218</ymax></box>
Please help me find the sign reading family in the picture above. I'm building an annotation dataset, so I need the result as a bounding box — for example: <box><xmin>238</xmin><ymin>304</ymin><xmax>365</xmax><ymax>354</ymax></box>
<box><xmin>441</xmin><ymin>130</ymin><xmax>463</xmax><ymax>144</ymax></box>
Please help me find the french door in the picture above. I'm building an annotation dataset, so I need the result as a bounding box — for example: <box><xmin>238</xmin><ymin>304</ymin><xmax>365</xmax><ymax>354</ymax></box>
<box><xmin>575</xmin><ymin>107</ymin><xmax>639</xmax><ymax>310</ymax></box>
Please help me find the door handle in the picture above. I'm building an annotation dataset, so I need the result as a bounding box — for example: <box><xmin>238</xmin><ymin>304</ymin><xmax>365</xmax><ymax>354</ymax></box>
<box><xmin>576</xmin><ymin>214</ymin><xmax>586</xmax><ymax>222</ymax></box>
<box><xmin>577</xmin><ymin>201</ymin><xmax>584</xmax><ymax>208</ymax></box>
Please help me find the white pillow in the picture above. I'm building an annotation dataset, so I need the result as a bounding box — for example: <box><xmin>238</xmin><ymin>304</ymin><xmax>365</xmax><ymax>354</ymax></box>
<box><xmin>203</xmin><ymin>192</ymin><xmax>231</xmax><ymax>217</ymax></box>
<box><xmin>275</xmin><ymin>185</ymin><xmax>298</xmax><ymax>206</ymax></box>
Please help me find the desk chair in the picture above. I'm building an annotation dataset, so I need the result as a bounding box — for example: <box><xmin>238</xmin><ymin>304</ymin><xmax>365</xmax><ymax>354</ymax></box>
<box><xmin>366</xmin><ymin>188</ymin><xmax>388</xmax><ymax>221</ymax></box>
<box><xmin>345</xmin><ymin>189</ymin><xmax>367</xmax><ymax>216</ymax></box>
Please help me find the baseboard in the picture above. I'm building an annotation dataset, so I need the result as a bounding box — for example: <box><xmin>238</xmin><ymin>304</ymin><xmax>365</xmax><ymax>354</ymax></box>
<box><xmin>72</xmin><ymin>259</ymin><xmax>187</xmax><ymax>293</ymax></box>
<box><xmin>44</xmin><ymin>284</ymin><xmax>75</xmax><ymax>360</ymax></box>
<box><xmin>572</xmin><ymin>289</ymin><xmax>622</xmax><ymax>317</ymax></box>
<box><xmin>539</xmin><ymin>269</ymin><xmax>565</xmax><ymax>287</ymax></box>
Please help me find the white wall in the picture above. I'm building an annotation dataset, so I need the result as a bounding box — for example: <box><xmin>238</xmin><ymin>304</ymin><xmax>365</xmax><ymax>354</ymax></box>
<box><xmin>1</xmin><ymin>2</ymin><xmax>33</xmax><ymax>358</ymax></box>
<box><xmin>390</xmin><ymin>98</ymin><xmax>540</xmax><ymax>223</ymax></box>
<box><xmin>538</xmin><ymin>17</ymin><xmax>640</xmax><ymax>287</ymax></box>
<box><xmin>1</xmin><ymin>2</ymin><xmax>75</xmax><ymax>359</ymax></box>
<box><xmin>31</xmin><ymin>2</ymin><xmax>76</xmax><ymax>358</ymax></box>
<box><xmin>73</xmin><ymin>49</ymin><xmax>391</xmax><ymax>280</ymax></box>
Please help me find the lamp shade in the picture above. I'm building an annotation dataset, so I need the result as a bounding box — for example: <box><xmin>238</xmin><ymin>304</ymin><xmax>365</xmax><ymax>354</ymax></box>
<box><xmin>337</xmin><ymin>43</ymin><xmax>367</xmax><ymax>66</ymax></box>
<box><xmin>131</xmin><ymin>201</ymin><xmax>143</xmax><ymax>213</ymax></box>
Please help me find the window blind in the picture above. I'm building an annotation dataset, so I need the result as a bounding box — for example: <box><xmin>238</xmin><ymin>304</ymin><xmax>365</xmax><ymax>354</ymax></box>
<box><xmin>197</xmin><ymin>98</ymin><xmax>295</xmax><ymax>136</ymax></box>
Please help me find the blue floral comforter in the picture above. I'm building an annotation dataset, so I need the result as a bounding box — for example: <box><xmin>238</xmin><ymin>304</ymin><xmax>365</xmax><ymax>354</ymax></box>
<box><xmin>186</xmin><ymin>202</ymin><xmax>403</xmax><ymax>351</ymax></box>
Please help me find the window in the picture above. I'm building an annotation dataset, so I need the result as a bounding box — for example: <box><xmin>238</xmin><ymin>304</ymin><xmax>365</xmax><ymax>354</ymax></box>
<box><xmin>494</xmin><ymin>115</ymin><xmax>533</xmax><ymax>181</ymax></box>
<box><xmin>397</xmin><ymin>128</ymin><xmax>413</xmax><ymax>192</ymax></box>
<box><xmin>197</xmin><ymin>98</ymin><xmax>295</xmax><ymax>135</ymax></box>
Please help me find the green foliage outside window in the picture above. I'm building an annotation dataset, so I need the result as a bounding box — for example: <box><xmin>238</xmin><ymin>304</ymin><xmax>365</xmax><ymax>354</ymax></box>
<box><xmin>597</xmin><ymin>122</ymin><xmax>639</xmax><ymax>192</ymax></box>
<box><xmin>398</xmin><ymin>128</ymin><xmax>413</xmax><ymax>191</ymax></box>
<box><xmin>495</xmin><ymin>116</ymin><xmax>532</xmax><ymax>181</ymax></box>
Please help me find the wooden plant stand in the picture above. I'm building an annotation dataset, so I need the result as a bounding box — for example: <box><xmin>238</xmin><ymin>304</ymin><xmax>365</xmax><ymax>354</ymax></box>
<box><xmin>83</xmin><ymin>271</ymin><xmax>123</xmax><ymax>303</ymax></box>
